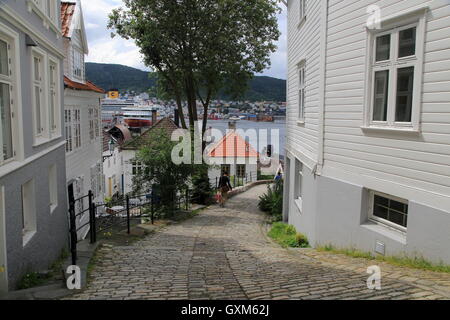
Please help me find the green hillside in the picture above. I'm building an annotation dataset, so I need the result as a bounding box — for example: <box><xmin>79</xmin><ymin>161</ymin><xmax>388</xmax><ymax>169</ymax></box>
<box><xmin>86</xmin><ymin>62</ymin><xmax>286</xmax><ymax>102</ymax></box>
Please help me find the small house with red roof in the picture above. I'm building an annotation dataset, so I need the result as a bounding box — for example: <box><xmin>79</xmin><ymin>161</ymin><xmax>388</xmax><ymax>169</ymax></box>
<box><xmin>62</xmin><ymin>0</ymin><xmax>105</xmax><ymax>237</ymax></box>
<box><xmin>206</xmin><ymin>129</ymin><xmax>259</xmax><ymax>185</ymax></box>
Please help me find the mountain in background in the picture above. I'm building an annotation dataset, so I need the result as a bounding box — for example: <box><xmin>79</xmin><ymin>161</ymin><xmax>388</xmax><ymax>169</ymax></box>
<box><xmin>85</xmin><ymin>62</ymin><xmax>286</xmax><ymax>102</ymax></box>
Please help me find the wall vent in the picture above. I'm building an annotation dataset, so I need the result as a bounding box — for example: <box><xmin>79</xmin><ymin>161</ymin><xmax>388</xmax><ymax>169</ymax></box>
<box><xmin>375</xmin><ymin>241</ymin><xmax>385</xmax><ymax>256</ymax></box>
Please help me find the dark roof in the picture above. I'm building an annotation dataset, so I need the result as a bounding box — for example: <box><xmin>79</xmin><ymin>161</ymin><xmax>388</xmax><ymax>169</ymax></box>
<box><xmin>61</xmin><ymin>2</ymin><xmax>76</xmax><ymax>37</ymax></box>
<box><xmin>121</xmin><ymin>118</ymin><xmax>179</xmax><ymax>150</ymax></box>
<box><xmin>64</xmin><ymin>76</ymin><xmax>105</xmax><ymax>94</ymax></box>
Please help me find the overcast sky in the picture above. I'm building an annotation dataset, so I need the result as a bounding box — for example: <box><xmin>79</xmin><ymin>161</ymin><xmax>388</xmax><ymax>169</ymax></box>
<box><xmin>81</xmin><ymin>0</ymin><xmax>287</xmax><ymax>80</ymax></box>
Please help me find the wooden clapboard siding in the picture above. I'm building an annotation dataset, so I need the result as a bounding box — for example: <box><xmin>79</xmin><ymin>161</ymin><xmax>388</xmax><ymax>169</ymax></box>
<box><xmin>322</xmin><ymin>0</ymin><xmax>450</xmax><ymax>207</ymax></box>
<box><xmin>286</xmin><ymin>0</ymin><xmax>323</xmax><ymax>164</ymax></box>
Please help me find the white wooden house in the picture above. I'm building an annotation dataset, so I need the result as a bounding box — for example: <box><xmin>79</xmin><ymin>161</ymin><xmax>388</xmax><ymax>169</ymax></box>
<box><xmin>284</xmin><ymin>0</ymin><xmax>450</xmax><ymax>264</ymax></box>
<box><xmin>61</xmin><ymin>1</ymin><xmax>104</xmax><ymax>238</ymax></box>
<box><xmin>206</xmin><ymin>130</ymin><xmax>259</xmax><ymax>187</ymax></box>
<box><xmin>119</xmin><ymin>118</ymin><xmax>180</xmax><ymax>195</ymax></box>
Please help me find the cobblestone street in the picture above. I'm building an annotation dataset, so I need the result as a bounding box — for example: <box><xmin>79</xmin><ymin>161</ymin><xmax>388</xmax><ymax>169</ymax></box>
<box><xmin>68</xmin><ymin>185</ymin><xmax>450</xmax><ymax>300</ymax></box>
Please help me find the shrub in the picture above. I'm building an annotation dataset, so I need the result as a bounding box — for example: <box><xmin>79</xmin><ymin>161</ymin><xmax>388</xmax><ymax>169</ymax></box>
<box><xmin>258</xmin><ymin>180</ymin><xmax>283</xmax><ymax>221</ymax></box>
<box><xmin>268</xmin><ymin>222</ymin><xmax>310</xmax><ymax>248</ymax></box>
<box><xmin>295</xmin><ymin>233</ymin><xmax>310</xmax><ymax>248</ymax></box>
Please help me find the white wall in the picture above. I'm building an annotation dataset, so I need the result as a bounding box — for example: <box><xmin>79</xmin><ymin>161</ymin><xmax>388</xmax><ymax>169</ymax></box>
<box><xmin>286</xmin><ymin>0</ymin><xmax>322</xmax><ymax>164</ymax></box>
<box><xmin>322</xmin><ymin>0</ymin><xmax>450</xmax><ymax>212</ymax></box>
<box><xmin>65</xmin><ymin>90</ymin><xmax>103</xmax><ymax>203</ymax></box>
<box><xmin>122</xmin><ymin>150</ymin><xmax>137</xmax><ymax>195</ymax></box>
<box><xmin>103</xmin><ymin>146</ymin><xmax>121</xmax><ymax>198</ymax></box>
<box><xmin>285</xmin><ymin>0</ymin><xmax>450</xmax><ymax>263</ymax></box>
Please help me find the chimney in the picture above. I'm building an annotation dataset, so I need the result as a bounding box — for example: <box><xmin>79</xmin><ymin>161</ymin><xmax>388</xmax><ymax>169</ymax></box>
<box><xmin>228</xmin><ymin>121</ymin><xmax>236</xmax><ymax>131</ymax></box>
<box><xmin>152</xmin><ymin>110</ymin><xmax>157</xmax><ymax>125</ymax></box>
<box><xmin>174</xmin><ymin>109</ymin><xmax>180</xmax><ymax>127</ymax></box>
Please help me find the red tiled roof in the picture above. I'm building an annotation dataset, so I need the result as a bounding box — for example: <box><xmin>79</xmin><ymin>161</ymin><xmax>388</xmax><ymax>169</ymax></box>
<box><xmin>61</xmin><ymin>2</ymin><xmax>76</xmax><ymax>37</ymax></box>
<box><xmin>208</xmin><ymin>131</ymin><xmax>259</xmax><ymax>158</ymax></box>
<box><xmin>64</xmin><ymin>76</ymin><xmax>105</xmax><ymax>94</ymax></box>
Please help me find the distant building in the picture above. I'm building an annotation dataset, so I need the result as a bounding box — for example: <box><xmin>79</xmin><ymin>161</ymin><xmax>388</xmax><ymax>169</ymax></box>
<box><xmin>0</xmin><ymin>1</ymin><xmax>68</xmax><ymax>292</ymax></box>
<box><xmin>206</xmin><ymin>129</ymin><xmax>259</xmax><ymax>187</ymax></box>
<box><xmin>61</xmin><ymin>0</ymin><xmax>105</xmax><ymax>239</ymax></box>
<box><xmin>103</xmin><ymin>125</ymin><xmax>132</xmax><ymax>198</ymax></box>
<box><xmin>119</xmin><ymin>118</ymin><xmax>179</xmax><ymax>195</ymax></box>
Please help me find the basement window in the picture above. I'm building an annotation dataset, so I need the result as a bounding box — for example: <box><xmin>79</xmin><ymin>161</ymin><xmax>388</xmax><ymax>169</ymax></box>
<box><xmin>369</xmin><ymin>191</ymin><xmax>408</xmax><ymax>232</ymax></box>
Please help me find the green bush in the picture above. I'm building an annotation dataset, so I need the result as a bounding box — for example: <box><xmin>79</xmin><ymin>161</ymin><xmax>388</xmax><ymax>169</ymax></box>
<box><xmin>258</xmin><ymin>180</ymin><xmax>283</xmax><ymax>221</ymax></box>
<box><xmin>18</xmin><ymin>272</ymin><xmax>50</xmax><ymax>290</ymax></box>
<box><xmin>268</xmin><ymin>222</ymin><xmax>310</xmax><ymax>248</ymax></box>
<box><xmin>295</xmin><ymin>233</ymin><xmax>310</xmax><ymax>248</ymax></box>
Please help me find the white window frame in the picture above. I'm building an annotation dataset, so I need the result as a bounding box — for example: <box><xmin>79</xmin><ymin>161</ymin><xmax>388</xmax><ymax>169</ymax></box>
<box><xmin>297</xmin><ymin>61</ymin><xmax>306</xmax><ymax>123</ymax></box>
<box><xmin>132</xmin><ymin>160</ymin><xmax>143</xmax><ymax>176</ymax></box>
<box><xmin>72</xmin><ymin>48</ymin><xmax>84</xmax><ymax>81</ymax></box>
<box><xmin>298</xmin><ymin>0</ymin><xmax>306</xmax><ymax>27</ymax></box>
<box><xmin>0</xmin><ymin>29</ymin><xmax>19</xmax><ymax>165</ymax></box>
<box><xmin>48</xmin><ymin>55</ymin><xmax>61</xmax><ymax>137</ymax></box>
<box><xmin>31</xmin><ymin>48</ymin><xmax>47</xmax><ymax>142</ymax></box>
<box><xmin>73</xmin><ymin>108</ymin><xmax>81</xmax><ymax>150</ymax></box>
<box><xmin>364</xmin><ymin>12</ymin><xmax>427</xmax><ymax>132</ymax></box>
<box><xmin>94</xmin><ymin>107</ymin><xmax>100</xmax><ymax>138</ymax></box>
<box><xmin>294</xmin><ymin>159</ymin><xmax>303</xmax><ymax>212</ymax></box>
<box><xmin>64</xmin><ymin>109</ymin><xmax>73</xmax><ymax>153</ymax></box>
<box><xmin>27</xmin><ymin>0</ymin><xmax>59</xmax><ymax>33</ymax></box>
<box><xmin>88</xmin><ymin>107</ymin><xmax>95</xmax><ymax>141</ymax></box>
<box><xmin>368</xmin><ymin>190</ymin><xmax>408</xmax><ymax>233</ymax></box>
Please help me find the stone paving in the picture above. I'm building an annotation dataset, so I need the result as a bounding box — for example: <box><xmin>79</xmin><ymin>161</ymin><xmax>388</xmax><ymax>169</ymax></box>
<box><xmin>68</xmin><ymin>185</ymin><xmax>450</xmax><ymax>300</ymax></box>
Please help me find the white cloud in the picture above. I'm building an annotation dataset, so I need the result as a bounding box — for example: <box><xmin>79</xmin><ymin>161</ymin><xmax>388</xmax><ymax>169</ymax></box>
<box><xmin>81</xmin><ymin>0</ymin><xmax>286</xmax><ymax>79</ymax></box>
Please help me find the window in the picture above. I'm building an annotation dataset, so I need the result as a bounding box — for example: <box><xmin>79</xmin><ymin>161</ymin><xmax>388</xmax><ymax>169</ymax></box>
<box><xmin>49</xmin><ymin>164</ymin><xmax>58</xmax><ymax>212</ymax></box>
<box><xmin>30</xmin><ymin>0</ymin><xmax>58</xmax><ymax>25</ymax></box>
<box><xmin>45</xmin><ymin>0</ymin><xmax>57</xmax><ymax>23</ymax></box>
<box><xmin>299</xmin><ymin>0</ymin><xmax>306</xmax><ymax>24</ymax></box>
<box><xmin>64</xmin><ymin>109</ymin><xmax>72</xmax><ymax>153</ymax></box>
<box><xmin>367</xmin><ymin>21</ymin><xmax>424</xmax><ymax>130</ymax></box>
<box><xmin>369</xmin><ymin>191</ymin><xmax>408</xmax><ymax>231</ymax></box>
<box><xmin>32</xmin><ymin>51</ymin><xmax>46</xmax><ymax>138</ymax></box>
<box><xmin>132</xmin><ymin>161</ymin><xmax>143</xmax><ymax>175</ymax></box>
<box><xmin>236</xmin><ymin>164</ymin><xmax>246</xmax><ymax>178</ymax></box>
<box><xmin>94</xmin><ymin>108</ymin><xmax>100</xmax><ymax>138</ymax></box>
<box><xmin>294</xmin><ymin>159</ymin><xmax>303</xmax><ymax>212</ymax></box>
<box><xmin>221</xmin><ymin>164</ymin><xmax>231</xmax><ymax>176</ymax></box>
<box><xmin>89</xmin><ymin>108</ymin><xmax>95</xmax><ymax>141</ymax></box>
<box><xmin>298</xmin><ymin>62</ymin><xmax>306</xmax><ymax>122</ymax></box>
<box><xmin>0</xmin><ymin>36</ymin><xmax>14</xmax><ymax>163</ymax></box>
<box><xmin>294</xmin><ymin>159</ymin><xmax>303</xmax><ymax>200</ymax></box>
<box><xmin>73</xmin><ymin>49</ymin><xmax>84</xmax><ymax>80</ymax></box>
<box><xmin>73</xmin><ymin>109</ymin><xmax>81</xmax><ymax>149</ymax></box>
<box><xmin>22</xmin><ymin>179</ymin><xmax>37</xmax><ymax>245</ymax></box>
<box><xmin>48</xmin><ymin>59</ymin><xmax>59</xmax><ymax>135</ymax></box>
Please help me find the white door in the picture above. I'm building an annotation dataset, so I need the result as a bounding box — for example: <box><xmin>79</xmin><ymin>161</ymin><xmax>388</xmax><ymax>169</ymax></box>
<box><xmin>0</xmin><ymin>186</ymin><xmax>8</xmax><ymax>294</ymax></box>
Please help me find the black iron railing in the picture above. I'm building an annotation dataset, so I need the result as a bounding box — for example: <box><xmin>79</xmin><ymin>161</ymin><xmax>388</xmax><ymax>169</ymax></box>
<box><xmin>68</xmin><ymin>173</ymin><xmax>260</xmax><ymax>265</ymax></box>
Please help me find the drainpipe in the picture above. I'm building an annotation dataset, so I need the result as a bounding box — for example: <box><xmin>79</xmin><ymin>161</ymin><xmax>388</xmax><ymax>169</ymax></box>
<box><xmin>316</xmin><ymin>0</ymin><xmax>329</xmax><ymax>176</ymax></box>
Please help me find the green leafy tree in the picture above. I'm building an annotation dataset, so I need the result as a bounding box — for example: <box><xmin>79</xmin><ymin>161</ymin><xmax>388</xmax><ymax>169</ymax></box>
<box><xmin>132</xmin><ymin>129</ymin><xmax>194</xmax><ymax>211</ymax></box>
<box><xmin>108</xmin><ymin>0</ymin><xmax>280</xmax><ymax>145</ymax></box>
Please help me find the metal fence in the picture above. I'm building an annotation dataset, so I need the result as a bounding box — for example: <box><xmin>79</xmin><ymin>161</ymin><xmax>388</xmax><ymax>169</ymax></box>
<box><xmin>68</xmin><ymin>172</ymin><xmax>260</xmax><ymax>265</ymax></box>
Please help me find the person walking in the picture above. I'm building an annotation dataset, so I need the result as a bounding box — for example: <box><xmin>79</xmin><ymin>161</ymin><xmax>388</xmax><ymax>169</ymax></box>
<box><xmin>218</xmin><ymin>171</ymin><xmax>233</xmax><ymax>207</ymax></box>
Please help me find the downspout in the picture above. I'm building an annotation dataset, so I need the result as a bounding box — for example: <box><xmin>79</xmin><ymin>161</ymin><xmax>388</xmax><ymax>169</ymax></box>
<box><xmin>316</xmin><ymin>0</ymin><xmax>329</xmax><ymax>176</ymax></box>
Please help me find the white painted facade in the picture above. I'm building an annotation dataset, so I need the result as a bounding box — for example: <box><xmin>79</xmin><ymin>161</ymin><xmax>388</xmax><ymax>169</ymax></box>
<box><xmin>103</xmin><ymin>145</ymin><xmax>124</xmax><ymax>198</ymax></box>
<box><xmin>63</xmin><ymin>0</ymin><xmax>103</xmax><ymax>239</ymax></box>
<box><xmin>284</xmin><ymin>0</ymin><xmax>450</xmax><ymax>264</ymax></box>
